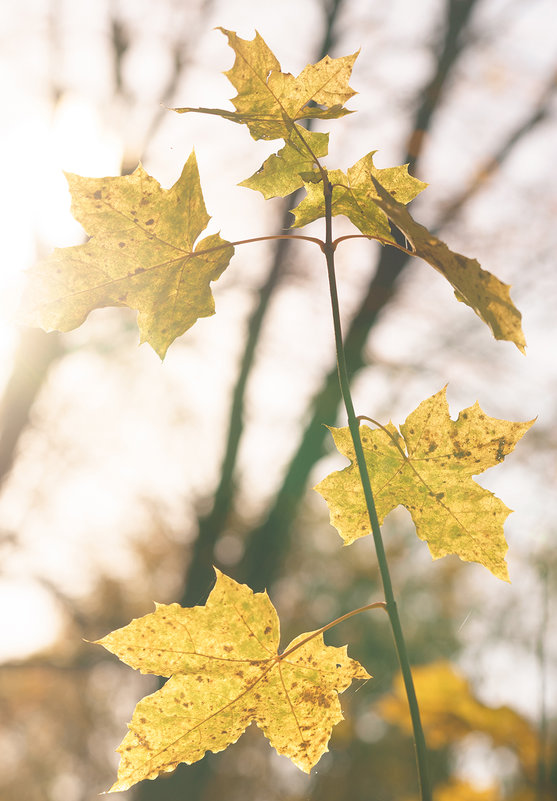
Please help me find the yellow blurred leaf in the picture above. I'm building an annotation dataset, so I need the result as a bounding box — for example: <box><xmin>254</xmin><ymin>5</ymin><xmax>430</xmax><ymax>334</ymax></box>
<box><xmin>379</xmin><ymin>661</ymin><xmax>538</xmax><ymax>774</ymax></box>
<box><xmin>433</xmin><ymin>780</ymin><xmax>500</xmax><ymax>801</ymax></box>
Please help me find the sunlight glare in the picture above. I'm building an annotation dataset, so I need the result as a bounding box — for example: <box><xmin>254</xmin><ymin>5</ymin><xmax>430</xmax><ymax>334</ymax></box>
<box><xmin>0</xmin><ymin>95</ymin><xmax>123</xmax><ymax>658</ymax></box>
<box><xmin>0</xmin><ymin>579</ymin><xmax>63</xmax><ymax>661</ymax></box>
<box><xmin>37</xmin><ymin>92</ymin><xmax>124</xmax><ymax>249</ymax></box>
<box><xmin>0</xmin><ymin>92</ymin><xmax>123</xmax><ymax>380</ymax></box>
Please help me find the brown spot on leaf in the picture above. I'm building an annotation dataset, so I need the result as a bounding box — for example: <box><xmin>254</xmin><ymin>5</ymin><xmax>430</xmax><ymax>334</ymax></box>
<box><xmin>94</xmin><ymin>190</ymin><xmax>102</xmax><ymax>199</ymax></box>
<box><xmin>146</xmin><ymin>218</ymin><xmax>155</xmax><ymax>225</ymax></box>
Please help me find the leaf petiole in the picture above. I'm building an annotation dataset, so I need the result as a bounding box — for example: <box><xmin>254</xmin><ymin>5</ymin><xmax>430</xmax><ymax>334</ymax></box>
<box><xmin>278</xmin><ymin>601</ymin><xmax>387</xmax><ymax>662</ymax></box>
<box><xmin>356</xmin><ymin>414</ymin><xmax>409</xmax><ymax>460</ymax></box>
<box><xmin>229</xmin><ymin>233</ymin><xmax>326</xmax><ymax>251</ymax></box>
<box><xmin>332</xmin><ymin>233</ymin><xmax>413</xmax><ymax>255</ymax></box>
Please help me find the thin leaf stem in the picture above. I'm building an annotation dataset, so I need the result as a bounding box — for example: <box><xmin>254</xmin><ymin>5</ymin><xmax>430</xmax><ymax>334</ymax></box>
<box><xmin>332</xmin><ymin>233</ymin><xmax>413</xmax><ymax>256</ymax></box>
<box><xmin>196</xmin><ymin>234</ymin><xmax>326</xmax><ymax>258</ymax></box>
<box><xmin>230</xmin><ymin>234</ymin><xmax>326</xmax><ymax>250</ymax></box>
<box><xmin>321</xmin><ymin>175</ymin><xmax>432</xmax><ymax>801</ymax></box>
<box><xmin>198</xmin><ymin>228</ymin><xmax>416</xmax><ymax>260</ymax></box>
<box><xmin>279</xmin><ymin>601</ymin><xmax>387</xmax><ymax>661</ymax></box>
<box><xmin>357</xmin><ymin>414</ymin><xmax>409</xmax><ymax>459</ymax></box>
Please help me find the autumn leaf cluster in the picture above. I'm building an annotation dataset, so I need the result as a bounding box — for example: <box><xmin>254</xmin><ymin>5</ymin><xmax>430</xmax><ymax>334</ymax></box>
<box><xmin>18</xmin><ymin>29</ymin><xmax>533</xmax><ymax>793</ymax></box>
<box><xmin>20</xmin><ymin>28</ymin><xmax>524</xmax><ymax>358</ymax></box>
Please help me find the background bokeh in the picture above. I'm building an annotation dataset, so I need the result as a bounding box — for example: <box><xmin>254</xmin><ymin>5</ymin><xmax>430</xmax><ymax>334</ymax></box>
<box><xmin>0</xmin><ymin>1</ymin><xmax>556</xmax><ymax>799</ymax></box>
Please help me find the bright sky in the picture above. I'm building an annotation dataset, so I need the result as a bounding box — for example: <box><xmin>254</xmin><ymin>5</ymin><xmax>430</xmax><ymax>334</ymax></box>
<box><xmin>0</xmin><ymin>1</ymin><xmax>555</xmax><ymax>748</ymax></box>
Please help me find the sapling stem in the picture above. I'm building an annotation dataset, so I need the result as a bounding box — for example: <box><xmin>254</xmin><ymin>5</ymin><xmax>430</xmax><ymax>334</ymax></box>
<box><xmin>321</xmin><ymin>175</ymin><xmax>432</xmax><ymax>801</ymax></box>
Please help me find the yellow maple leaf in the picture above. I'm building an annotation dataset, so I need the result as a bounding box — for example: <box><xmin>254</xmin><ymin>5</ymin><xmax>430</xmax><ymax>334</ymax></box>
<box><xmin>239</xmin><ymin>129</ymin><xmax>329</xmax><ymax>198</ymax></box>
<box><xmin>19</xmin><ymin>152</ymin><xmax>233</xmax><ymax>359</ymax></box>
<box><xmin>96</xmin><ymin>570</ymin><xmax>370</xmax><ymax>792</ymax></box>
<box><xmin>291</xmin><ymin>151</ymin><xmax>427</xmax><ymax>241</ymax></box>
<box><xmin>314</xmin><ymin>388</ymin><xmax>534</xmax><ymax>581</ymax></box>
<box><xmin>175</xmin><ymin>29</ymin><xmax>358</xmax><ymax>142</ymax></box>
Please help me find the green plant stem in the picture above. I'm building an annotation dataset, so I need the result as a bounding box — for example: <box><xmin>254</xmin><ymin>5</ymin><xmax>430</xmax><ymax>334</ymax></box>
<box><xmin>321</xmin><ymin>175</ymin><xmax>432</xmax><ymax>801</ymax></box>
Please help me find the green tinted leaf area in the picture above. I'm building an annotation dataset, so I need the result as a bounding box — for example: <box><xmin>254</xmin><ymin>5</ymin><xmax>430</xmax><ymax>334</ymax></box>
<box><xmin>291</xmin><ymin>151</ymin><xmax>427</xmax><ymax>240</ymax></box>
<box><xmin>240</xmin><ymin>129</ymin><xmax>329</xmax><ymax>199</ymax></box>
<box><xmin>315</xmin><ymin>388</ymin><xmax>534</xmax><ymax>581</ymax></box>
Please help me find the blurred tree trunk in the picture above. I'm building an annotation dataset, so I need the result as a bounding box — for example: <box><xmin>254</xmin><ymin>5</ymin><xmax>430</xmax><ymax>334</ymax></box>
<box><xmin>0</xmin><ymin>329</ymin><xmax>62</xmax><ymax>487</ymax></box>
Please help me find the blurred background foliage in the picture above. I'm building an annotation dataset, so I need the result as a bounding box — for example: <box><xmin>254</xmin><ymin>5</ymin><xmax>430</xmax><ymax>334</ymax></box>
<box><xmin>0</xmin><ymin>0</ymin><xmax>556</xmax><ymax>799</ymax></box>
